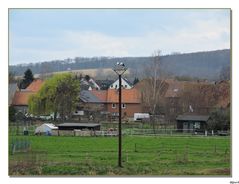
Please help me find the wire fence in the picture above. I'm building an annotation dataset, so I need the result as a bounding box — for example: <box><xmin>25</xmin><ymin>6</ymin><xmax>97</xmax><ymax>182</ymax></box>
<box><xmin>10</xmin><ymin>138</ymin><xmax>31</xmax><ymax>155</ymax></box>
<box><xmin>9</xmin><ymin>136</ymin><xmax>230</xmax><ymax>175</ymax></box>
<box><xmin>9</xmin><ymin>150</ymin><xmax>48</xmax><ymax>175</ymax></box>
<box><xmin>123</xmin><ymin>128</ymin><xmax>228</xmax><ymax>137</ymax></box>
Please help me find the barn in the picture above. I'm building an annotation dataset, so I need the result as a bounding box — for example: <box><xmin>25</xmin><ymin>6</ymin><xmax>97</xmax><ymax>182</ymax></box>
<box><xmin>35</xmin><ymin>123</ymin><xmax>58</xmax><ymax>135</ymax></box>
<box><xmin>57</xmin><ymin>123</ymin><xmax>101</xmax><ymax>131</ymax></box>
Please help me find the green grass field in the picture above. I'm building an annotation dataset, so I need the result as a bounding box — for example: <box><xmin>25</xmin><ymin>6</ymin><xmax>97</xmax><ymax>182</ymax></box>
<box><xmin>9</xmin><ymin>135</ymin><xmax>230</xmax><ymax>176</ymax></box>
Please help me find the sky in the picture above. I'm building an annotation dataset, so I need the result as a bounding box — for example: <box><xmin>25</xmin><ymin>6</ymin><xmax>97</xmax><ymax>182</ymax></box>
<box><xmin>9</xmin><ymin>9</ymin><xmax>231</xmax><ymax>65</ymax></box>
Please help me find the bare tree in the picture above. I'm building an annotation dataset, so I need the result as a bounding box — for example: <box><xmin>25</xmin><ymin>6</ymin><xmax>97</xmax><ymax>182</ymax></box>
<box><xmin>141</xmin><ymin>50</ymin><xmax>166</xmax><ymax>132</ymax></box>
<box><xmin>144</xmin><ymin>50</ymin><xmax>163</xmax><ymax>110</ymax></box>
<box><xmin>179</xmin><ymin>83</ymin><xmax>219</xmax><ymax>115</ymax></box>
<box><xmin>9</xmin><ymin>71</ymin><xmax>16</xmax><ymax>83</ymax></box>
<box><xmin>39</xmin><ymin>62</ymin><xmax>52</xmax><ymax>80</ymax></box>
<box><xmin>219</xmin><ymin>66</ymin><xmax>230</xmax><ymax>81</ymax></box>
<box><xmin>95</xmin><ymin>68</ymin><xmax>104</xmax><ymax>80</ymax></box>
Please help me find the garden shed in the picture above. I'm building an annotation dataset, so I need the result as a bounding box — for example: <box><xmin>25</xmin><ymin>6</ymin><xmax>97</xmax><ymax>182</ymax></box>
<box><xmin>35</xmin><ymin>123</ymin><xmax>58</xmax><ymax>135</ymax></box>
<box><xmin>176</xmin><ymin>115</ymin><xmax>210</xmax><ymax>133</ymax></box>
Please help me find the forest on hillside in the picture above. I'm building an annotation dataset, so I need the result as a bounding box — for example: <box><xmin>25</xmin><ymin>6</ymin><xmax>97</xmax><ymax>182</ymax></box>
<box><xmin>9</xmin><ymin>49</ymin><xmax>230</xmax><ymax>81</ymax></box>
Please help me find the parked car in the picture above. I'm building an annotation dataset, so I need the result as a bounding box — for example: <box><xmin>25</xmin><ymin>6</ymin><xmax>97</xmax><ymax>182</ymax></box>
<box><xmin>134</xmin><ymin>113</ymin><xmax>150</xmax><ymax>121</ymax></box>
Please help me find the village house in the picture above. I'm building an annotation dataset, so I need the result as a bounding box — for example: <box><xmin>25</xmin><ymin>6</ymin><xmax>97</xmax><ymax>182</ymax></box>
<box><xmin>76</xmin><ymin>88</ymin><xmax>143</xmax><ymax>119</ymax></box>
<box><xmin>76</xmin><ymin>77</ymin><xmax>142</xmax><ymax>119</ymax></box>
<box><xmin>107</xmin><ymin>89</ymin><xmax>142</xmax><ymax>117</ymax></box>
<box><xmin>11</xmin><ymin>91</ymin><xmax>36</xmax><ymax>114</ymax></box>
<box><xmin>164</xmin><ymin>79</ymin><xmax>230</xmax><ymax>116</ymax></box>
<box><xmin>95</xmin><ymin>79</ymin><xmax>114</xmax><ymax>90</ymax></box>
<box><xmin>74</xmin><ymin>90</ymin><xmax>106</xmax><ymax>119</ymax></box>
<box><xmin>109</xmin><ymin>78</ymin><xmax>133</xmax><ymax>89</ymax></box>
<box><xmin>134</xmin><ymin>78</ymin><xmax>230</xmax><ymax>125</ymax></box>
<box><xmin>9</xmin><ymin>83</ymin><xmax>19</xmax><ymax>106</ymax></box>
<box><xmin>80</xmin><ymin>77</ymin><xmax>101</xmax><ymax>90</ymax></box>
<box><xmin>94</xmin><ymin>88</ymin><xmax>142</xmax><ymax>117</ymax></box>
<box><xmin>11</xmin><ymin>79</ymin><xmax>44</xmax><ymax>113</ymax></box>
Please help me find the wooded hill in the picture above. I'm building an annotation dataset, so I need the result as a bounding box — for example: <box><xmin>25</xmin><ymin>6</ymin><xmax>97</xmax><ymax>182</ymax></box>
<box><xmin>9</xmin><ymin>49</ymin><xmax>230</xmax><ymax>81</ymax></box>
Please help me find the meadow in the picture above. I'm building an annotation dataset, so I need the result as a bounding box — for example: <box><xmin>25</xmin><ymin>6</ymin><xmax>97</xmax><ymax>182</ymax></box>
<box><xmin>9</xmin><ymin>135</ymin><xmax>230</xmax><ymax>176</ymax></box>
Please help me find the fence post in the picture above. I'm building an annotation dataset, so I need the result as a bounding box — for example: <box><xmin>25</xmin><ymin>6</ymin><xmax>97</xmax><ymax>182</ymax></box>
<box><xmin>184</xmin><ymin>145</ymin><xmax>189</xmax><ymax>163</ymax></box>
<box><xmin>212</xmin><ymin>130</ymin><xmax>214</xmax><ymax>136</ymax></box>
<box><xmin>134</xmin><ymin>143</ymin><xmax>137</xmax><ymax>152</ymax></box>
<box><xmin>126</xmin><ymin>150</ymin><xmax>128</xmax><ymax>162</ymax></box>
<box><xmin>205</xmin><ymin>130</ymin><xmax>208</xmax><ymax>136</ymax></box>
<box><xmin>11</xmin><ymin>143</ymin><xmax>15</xmax><ymax>155</ymax></box>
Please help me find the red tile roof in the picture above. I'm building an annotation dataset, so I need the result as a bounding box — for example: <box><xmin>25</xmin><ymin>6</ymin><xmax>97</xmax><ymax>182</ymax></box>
<box><xmin>12</xmin><ymin>79</ymin><xmax>44</xmax><ymax>106</ymax></box>
<box><xmin>26</xmin><ymin>79</ymin><xmax>44</xmax><ymax>92</ymax></box>
<box><xmin>107</xmin><ymin>89</ymin><xmax>141</xmax><ymax>103</ymax></box>
<box><xmin>91</xmin><ymin>89</ymin><xmax>141</xmax><ymax>103</ymax></box>
<box><xmin>12</xmin><ymin>91</ymin><xmax>35</xmax><ymax>106</ymax></box>
<box><xmin>91</xmin><ymin>90</ymin><xmax>107</xmax><ymax>102</ymax></box>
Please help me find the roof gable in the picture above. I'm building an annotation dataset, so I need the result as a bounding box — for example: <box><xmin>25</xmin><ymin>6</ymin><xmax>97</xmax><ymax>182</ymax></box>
<box><xmin>26</xmin><ymin>79</ymin><xmax>44</xmax><ymax>92</ymax></box>
<box><xmin>83</xmin><ymin>88</ymin><xmax>141</xmax><ymax>104</ymax></box>
<box><xmin>107</xmin><ymin>89</ymin><xmax>141</xmax><ymax>103</ymax></box>
<box><xmin>80</xmin><ymin>90</ymin><xmax>102</xmax><ymax>103</ymax></box>
<box><xmin>91</xmin><ymin>90</ymin><xmax>107</xmax><ymax>102</ymax></box>
<box><xmin>109</xmin><ymin>78</ymin><xmax>133</xmax><ymax>89</ymax></box>
<box><xmin>12</xmin><ymin>91</ymin><xmax>35</xmax><ymax>106</ymax></box>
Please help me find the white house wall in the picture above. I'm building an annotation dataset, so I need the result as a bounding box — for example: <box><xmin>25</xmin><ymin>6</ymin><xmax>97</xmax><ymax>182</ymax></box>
<box><xmin>109</xmin><ymin>78</ymin><xmax>132</xmax><ymax>89</ymax></box>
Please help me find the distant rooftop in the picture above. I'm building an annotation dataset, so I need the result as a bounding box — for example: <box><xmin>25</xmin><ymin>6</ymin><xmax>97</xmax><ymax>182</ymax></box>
<box><xmin>80</xmin><ymin>90</ymin><xmax>103</xmax><ymax>103</ymax></box>
<box><xmin>176</xmin><ymin>115</ymin><xmax>210</xmax><ymax>122</ymax></box>
<box><xmin>26</xmin><ymin>79</ymin><xmax>44</xmax><ymax>92</ymax></box>
<box><xmin>58</xmin><ymin>123</ymin><xmax>100</xmax><ymax>127</ymax></box>
<box><xmin>9</xmin><ymin>83</ymin><xmax>18</xmax><ymax>105</ymax></box>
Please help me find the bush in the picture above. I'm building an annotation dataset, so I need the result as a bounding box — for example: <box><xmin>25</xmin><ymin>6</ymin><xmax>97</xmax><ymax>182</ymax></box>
<box><xmin>208</xmin><ymin>108</ymin><xmax>230</xmax><ymax>131</ymax></box>
<box><xmin>9</xmin><ymin>106</ymin><xmax>16</xmax><ymax>122</ymax></box>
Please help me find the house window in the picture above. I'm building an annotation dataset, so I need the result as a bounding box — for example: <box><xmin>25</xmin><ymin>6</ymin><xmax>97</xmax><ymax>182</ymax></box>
<box><xmin>115</xmin><ymin>85</ymin><xmax>118</xmax><ymax>89</ymax></box>
<box><xmin>194</xmin><ymin>122</ymin><xmax>200</xmax><ymax>129</ymax></box>
<box><xmin>122</xmin><ymin>103</ymin><xmax>126</xmax><ymax>109</ymax></box>
<box><xmin>112</xmin><ymin>103</ymin><xmax>116</xmax><ymax>109</ymax></box>
<box><xmin>125</xmin><ymin>85</ymin><xmax>127</xmax><ymax>88</ymax></box>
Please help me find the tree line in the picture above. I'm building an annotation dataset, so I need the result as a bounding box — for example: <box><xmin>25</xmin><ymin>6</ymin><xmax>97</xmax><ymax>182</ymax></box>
<box><xmin>10</xmin><ymin>49</ymin><xmax>230</xmax><ymax>81</ymax></box>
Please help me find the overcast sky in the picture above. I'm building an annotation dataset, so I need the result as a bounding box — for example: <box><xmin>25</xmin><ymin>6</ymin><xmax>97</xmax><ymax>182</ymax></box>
<box><xmin>9</xmin><ymin>9</ymin><xmax>230</xmax><ymax>65</ymax></box>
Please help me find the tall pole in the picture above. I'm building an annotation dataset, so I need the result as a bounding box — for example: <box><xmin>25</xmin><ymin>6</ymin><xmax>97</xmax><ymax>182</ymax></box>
<box><xmin>113</xmin><ymin>62</ymin><xmax>126</xmax><ymax>168</ymax></box>
<box><xmin>118</xmin><ymin>74</ymin><xmax>122</xmax><ymax>167</ymax></box>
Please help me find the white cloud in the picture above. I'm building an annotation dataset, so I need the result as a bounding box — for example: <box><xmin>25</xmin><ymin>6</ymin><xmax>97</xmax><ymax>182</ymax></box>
<box><xmin>10</xmin><ymin>17</ymin><xmax>230</xmax><ymax>64</ymax></box>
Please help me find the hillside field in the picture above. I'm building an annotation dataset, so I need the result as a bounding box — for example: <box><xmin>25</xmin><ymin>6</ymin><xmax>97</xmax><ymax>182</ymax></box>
<box><xmin>35</xmin><ymin>68</ymin><xmax>123</xmax><ymax>78</ymax></box>
<box><xmin>9</xmin><ymin>135</ymin><xmax>230</xmax><ymax>176</ymax></box>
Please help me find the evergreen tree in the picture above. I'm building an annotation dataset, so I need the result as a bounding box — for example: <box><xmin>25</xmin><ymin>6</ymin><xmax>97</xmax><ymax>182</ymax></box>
<box><xmin>9</xmin><ymin>106</ymin><xmax>16</xmax><ymax>122</ymax></box>
<box><xmin>20</xmin><ymin>69</ymin><xmax>34</xmax><ymax>89</ymax></box>
<box><xmin>84</xmin><ymin>75</ymin><xmax>90</xmax><ymax>81</ymax></box>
